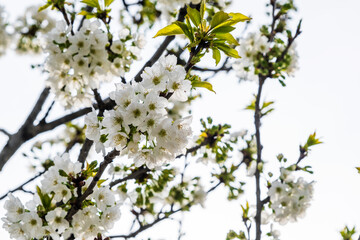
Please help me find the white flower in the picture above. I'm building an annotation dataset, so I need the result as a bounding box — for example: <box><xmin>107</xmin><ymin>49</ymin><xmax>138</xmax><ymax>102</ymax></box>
<box><xmin>92</xmin><ymin>187</ymin><xmax>116</xmax><ymax>211</ymax></box>
<box><xmin>105</xmin><ymin>131</ymin><xmax>128</xmax><ymax>151</ymax></box>
<box><xmin>22</xmin><ymin>212</ymin><xmax>43</xmax><ymax>239</ymax></box>
<box><xmin>143</xmin><ymin>91</ymin><xmax>168</xmax><ymax>115</ymax></box>
<box><xmin>111</xmin><ymin>40</ymin><xmax>124</xmax><ymax>54</ymax></box>
<box><xmin>124</xmin><ymin>101</ymin><xmax>147</xmax><ymax>127</ymax></box>
<box><xmin>2</xmin><ymin>220</ymin><xmax>28</xmax><ymax>240</ymax></box>
<box><xmin>41</xmin><ymin>168</ymin><xmax>68</xmax><ymax>193</ymax></box>
<box><xmin>137</xmin><ymin>111</ymin><xmax>164</xmax><ymax>133</ymax></box>
<box><xmin>45</xmin><ymin>208</ymin><xmax>69</xmax><ymax>234</ymax></box>
<box><xmin>85</xmin><ymin>109</ymin><xmax>101</xmax><ymax>141</ymax></box>
<box><xmin>3</xmin><ymin>193</ymin><xmax>25</xmax><ymax>222</ymax></box>
<box><xmin>141</xmin><ymin>64</ymin><xmax>169</xmax><ymax>92</ymax></box>
<box><xmin>268</xmin><ymin>178</ymin><xmax>314</xmax><ymax>225</ymax></box>
<box><xmin>101</xmin><ymin>206</ymin><xmax>121</xmax><ymax>230</ymax></box>
<box><xmin>247</xmin><ymin>160</ymin><xmax>257</xmax><ymax>177</ymax></box>
<box><xmin>193</xmin><ymin>184</ymin><xmax>206</xmax><ymax>207</ymax></box>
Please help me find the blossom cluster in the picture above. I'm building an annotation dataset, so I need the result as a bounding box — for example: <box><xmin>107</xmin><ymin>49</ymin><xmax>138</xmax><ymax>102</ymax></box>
<box><xmin>267</xmin><ymin>169</ymin><xmax>314</xmax><ymax>225</ymax></box>
<box><xmin>85</xmin><ymin>54</ymin><xmax>193</xmax><ymax>169</ymax></box>
<box><xmin>232</xmin><ymin>31</ymin><xmax>299</xmax><ymax>81</ymax></box>
<box><xmin>2</xmin><ymin>154</ymin><xmax>121</xmax><ymax>240</ymax></box>
<box><xmin>233</xmin><ymin>32</ymin><xmax>271</xmax><ymax>82</ymax></box>
<box><xmin>45</xmin><ymin>19</ymin><xmax>144</xmax><ymax>108</ymax></box>
<box><xmin>14</xmin><ymin>5</ymin><xmax>55</xmax><ymax>54</ymax></box>
<box><xmin>0</xmin><ymin>6</ymin><xmax>11</xmax><ymax>56</ymax></box>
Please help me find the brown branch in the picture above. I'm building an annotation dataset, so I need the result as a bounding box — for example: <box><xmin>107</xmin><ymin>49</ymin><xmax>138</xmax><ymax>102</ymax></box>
<box><xmin>65</xmin><ymin>149</ymin><xmax>120</xmax><ymax>222</ymax></box>
<box><xmin>0</xmin><ymin>128</ymin><xmax>11</xmax><ymax>138</ymax></box>
<box><xmin>109</xmin><ymin>166</ymin><xmax>149</xmax><ymax>189</ymax></box>
<box><xmin>109</xmin><ymin>182</ymin><xmax>222</xmax><ymax>239</ymax></box>
<box><xmin>277</xmin><ymin>19</ymin><xmax>302</xmax><ymax>64</ymax></box>
<box><xmin>0</xmin><ymin>87</ymin><xmax>50</xmax><ymax>171</ymax></box>
<box><xmin>39</xmin><ymin>100</ymin><xmax>55</xmax><ymax>125</ymax></box>
<box><xmin>134</xmin><ymin>6</ymin><xmax>188</xmax><ymax>82</ymax></box>
<box><xmin>254</xmin><ymin>76</ymin><xmax>265</xmax><ymax>240</ymax></box>
<box><xmin>0</xmin><ymin>170</ymin><xmax>45</xmax><ymax>200</ymax></box>
<box><xmin>77</xmin><ymin>138</ymin><xmax>94</xmax><ymax>166</ymax></box>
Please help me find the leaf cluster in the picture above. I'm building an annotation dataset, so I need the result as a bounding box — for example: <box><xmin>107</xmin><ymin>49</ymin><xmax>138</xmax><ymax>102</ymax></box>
<box><xmin>154</xmin><ymin>0</ymin><xmax>250</xmax><ymax>65</ymax></box>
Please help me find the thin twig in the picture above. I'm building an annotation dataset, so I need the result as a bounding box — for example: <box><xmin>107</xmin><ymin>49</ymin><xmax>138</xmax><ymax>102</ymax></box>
<box><xmin>77</xmin><ymin>138</ymin><xmax>94</xmax><ymax>167</ymax></box>
<box><xmin>0</xmin><ymin>128</ymin><xmax>11</xmax><ymax>137</ymax></box>
<box><xmin>0</xmin><ymin>87</ymin><xmax>50</xmax><ymax>171</ymax></box>
<box><xmin>133</xmin><ymin>6</ymin><xmax>188</xmax><ymax>82</ymax></box>
<box><xmin>109</xmin><ymin>182</ymin><xmax>222</xmax><ymax>239</ymax></box>
<box><xmin>254</xmin><ymin>76</ymin><xmax>265</xmax><ymax>240</ymax></box>
<box><xmin>0</xmin><ymin>170</ymin><xmax>45</xmax><ymax>200</ymax></box>
<box><xmin>65</xmin><ymin>149</ymin><xmax>120</xmax><ymax>222</ymax></box>
<box><xmin>109</xmin><ymin>166</ymin><xmax>149</xmax><ymax>188</ymax></box>
<box><xmin>39</xmin><ymin>100</ymin><xmax>55</xmax><ymax>125</ymax></box>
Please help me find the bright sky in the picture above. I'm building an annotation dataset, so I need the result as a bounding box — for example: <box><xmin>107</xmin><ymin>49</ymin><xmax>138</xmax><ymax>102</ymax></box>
<box><xmin>0</xmin><ymin>0</ymin><xmax>360</xmax><ymax>240</ymax></box>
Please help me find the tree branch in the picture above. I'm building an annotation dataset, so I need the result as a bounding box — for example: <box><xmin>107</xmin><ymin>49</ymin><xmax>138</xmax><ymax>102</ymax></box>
<box><xmin>65</xmin><ymin>149</ymin><xmax>120</xmax><ymax>222</ymax></box>
<box><xmin>0</xmin><ymin>87</ymin><xmax>50</xmax><ymax>171</ymax></box>
<box><xmin>109</xmin><ymin>166</ymin><xmax>149</xmax><ymax>189</ymax></box>
<box><xmin>109</xmin><ymin>181</ymin><xmax>222</xmax><ymax>239</ymax></box>
<box><xmin>134</xmin><ymin>5</ymin><xmax>188</xmax><ymax>82</ymax></box>
<box><xmin>0</xmin><ymin>128</ymin><xmax>11</xmax><ymax>138</ymax></box>
<box><xmin>0</xmin><ymin>170</ymin><xmax>45</xmax><ymax>200</ymax></box>
<box><xmin>254</xmin><ymin>76</ymin><xmax>265</xmax><ymax>240</ymax></box>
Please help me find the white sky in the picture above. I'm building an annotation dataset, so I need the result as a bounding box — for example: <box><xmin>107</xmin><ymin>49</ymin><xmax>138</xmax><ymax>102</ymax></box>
<box><xmin>0</xmin><ymin>0</ymin><xmax>360</xmax><ymax>240</ymax></box>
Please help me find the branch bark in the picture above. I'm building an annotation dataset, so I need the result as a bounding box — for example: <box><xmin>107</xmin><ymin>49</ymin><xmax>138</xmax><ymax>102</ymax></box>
<box><xmin>254</xmin><ymin>77</ymin><xmax>265</xmax><ymax>240</ymax></box>
<box><xmin>0</xmin><ymin>87</ymin><xmax>50</xmax><ymax>171</ymax></box>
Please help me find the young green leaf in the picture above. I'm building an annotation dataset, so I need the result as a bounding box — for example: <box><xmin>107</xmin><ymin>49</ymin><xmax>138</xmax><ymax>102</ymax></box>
<box><xmin>211</xmin><ymin>26</ymin><xmax>236</xmax><ymax>34</ymax></box>
<box><xmin>215</xmin><ymin>33</ymin><xmax>239</xmax><ymax>46</ymax></box>
<box><xmin>187</xmin><ymin>6</ymin><xmax>201</xmax><ymax>27</ymax></box>
<box><xmin>215</xmin><ymin>43</ymin><xmax>240</xmax><ymax>58</ymax></box>
<box><xmin>105</xmin><ymin>0</ymin><xmax>114</xmax><ymax>7</ymax></box>
<box><xmin>97</xmin><ymin>179</ymin><xmax>107</xmax><ymax>187</ymax></box>
<box><xmin>306</xmin><ymin>132</ymin><xmax>322</xmax><ymax>147</ymax></box>
<box><xmin>38</xmin><ymin>2</ymin><xmax>52</xmax><ymax>12</ymax></box>
<box><xmin>192</xmin><ymin>81</ymin><xmax>216</xmax><ymax>93</ymax></box>
<box><xmin>174</xmin><ymin>21</ymin><xmax>194</xmax><ymax>42</ymax></box>
<box><xmin>210</xmin><ymin>11</ymin><xmax>230</xmax><ymax>29</ymax></box>
<box><xmin>200</xmin><ymin>0</ymin><xmax>206</xmax><ymax>20</ymax></box>
<box><xmin>212</xmin><ymin>48</ymin><xmax>221</xmax><ymax>65</ymax></box>
<box><xmin>81</xmin><ymin>0</ymin><xmax>101</xmax><ymax>10</ymax></box>
<box><xmin>153</xmin><ymin>23</ymin><xmax>184</xmax><ymax>38</ymax></box>
<box><xmin>212</xmin><ymin>12</ymin><xmax>251</xmax><ymax>30</ymax></box>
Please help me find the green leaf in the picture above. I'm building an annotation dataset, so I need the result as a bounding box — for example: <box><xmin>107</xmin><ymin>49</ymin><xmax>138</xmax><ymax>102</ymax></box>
<box><xmin>200</xmin><ymin>0</ymin><xmax>206</xmax><ymax>20</ymax></box>
<box><xmin>215</xmin><ymin>33</ymin><xmax>239</xmax><ymax>46</ymax></box>
<box><xmin>211</xmin><ymin>26</ymin><xmax>236</xmax><ymax>34</ymax></box>
<box><xmin>36</xmin><ymin>186</ymin><xmax>52</xmax><ymax>210</ymax></box>
<box><xmin>192</xmin><ymin>81</ymin><xmax>216</xmax><ymax>93</ymax></box>
<box><xmin>279</xmin><ymin>79</ymin><xmax>286</xmax><ymax>86</ymax></box>
<box><xmin>38</xmin><ymin>2</ymin><xmax>52</xmax><ymax>12</ymax></box>
<box><xmin>210</xmin><ymin>11</ymin><xmax>230</xmax><ymax>29</ymax></box>
<box><xmin>89</xmin><ymin>160</ymin><xmax>98</xmax><ymax>170</ymax></box>
<box><xmin>215</xmin><ymin>43</ymin><xmax>240</xmax><ymax>58</ymax></box>
<box><xmin>174</xmin><ymin>21</ymin><xmax>194</xmax><ymax>42</ymax></box>
<box><xmin>97</xmin><ymin>179</ymin><xmax>107</xmax><ymax>187</ymax></box>
<box><xmin>229</xmin><ymin>12</ymin><xmax>252</xmax><ymax>23</ymax></box>
<box><xmin>187</xmin><ymin>6</ymin><xmax>201</xmax><ymax>27</ymax></box>
<box><xmin>306</xmin><ymin>132</ymin><xmax>322</xmax><ymax>147</ymax></box>
<box><xmin>212</xmin><ymin>48</ymin><xmax>221</xmax><ymax>65</ymax></box>
<box><xmin>261</xmin><ymin>101</ymin><xmax>274</xmax><ymax>110</ymax></box>
<box><xmin>245</xmin><ymin>99</ymin><xmax>256</xmax><ymax>111</ymax></box>
<box><xmin>81</xmin><ymin>0</ymin><xmax>101</xmax><ymax>9</ymax></box>
<box><xmin>212</xmin><ymin>12</ymin><xmax>251</xmax><ymax>30</ymax></box>
<box><xmin>153</xmin><ymin>23</ymin><xmax>184</xmax><ymax>38</ymax></box>
<box><xmin>105</xmin><ymin>0</ymin><xmax>114</xmax><ymax>7</ymax></box>
<box><xmin>58</xmin><ymin>169</ymin><xmax>68</xmax><ymax>177</ymax></box>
